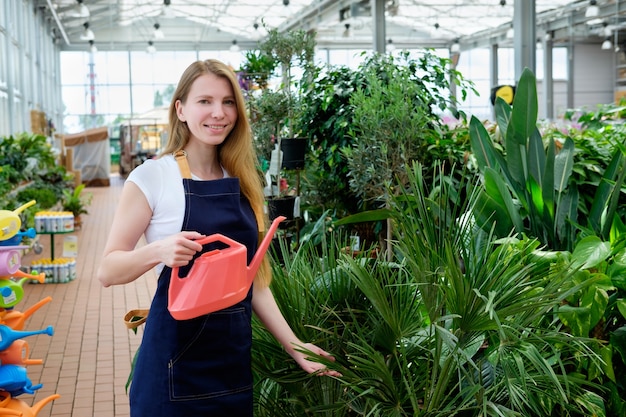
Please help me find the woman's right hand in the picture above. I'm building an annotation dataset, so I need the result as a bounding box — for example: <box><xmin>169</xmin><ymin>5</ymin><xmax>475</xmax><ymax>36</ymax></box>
<box><xmin>158</xmin><ymin>231</ymin><xmax>206</xmax><ymax>268</ymax></box>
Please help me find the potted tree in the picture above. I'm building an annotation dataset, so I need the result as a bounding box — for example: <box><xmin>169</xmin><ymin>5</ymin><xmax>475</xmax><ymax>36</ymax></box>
<box><xmin>257</xmin><ymin>25</ymin><xmax>316</xmax><ymax>170</ymax></box>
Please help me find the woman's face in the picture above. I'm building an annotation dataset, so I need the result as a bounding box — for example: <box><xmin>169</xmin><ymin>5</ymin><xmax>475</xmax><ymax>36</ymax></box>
<box><xmin>175</xmin><ymin>72</ymin><xmax>238</xmax><ymax>147</ymax></box>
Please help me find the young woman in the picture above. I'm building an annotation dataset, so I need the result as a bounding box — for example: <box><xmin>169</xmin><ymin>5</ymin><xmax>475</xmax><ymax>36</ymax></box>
<box><xmin>96</xmin><ymin>59</ymin><xmax>337</xmax><ymax>416</ymax></box>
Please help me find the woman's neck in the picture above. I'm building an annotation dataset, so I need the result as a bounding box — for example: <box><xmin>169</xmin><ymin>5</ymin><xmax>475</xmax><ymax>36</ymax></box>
<box><xmin>183</xmin><ymin>143</ymin><xmax>223</xmax><ymax>180</ymax></box>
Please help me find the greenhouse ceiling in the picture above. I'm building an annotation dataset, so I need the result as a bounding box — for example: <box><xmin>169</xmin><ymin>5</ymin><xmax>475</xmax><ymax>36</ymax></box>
<box><xmin>39</xmin><ymin>0</ymin><xmax>625</xmax><ymax>52</ymax></box>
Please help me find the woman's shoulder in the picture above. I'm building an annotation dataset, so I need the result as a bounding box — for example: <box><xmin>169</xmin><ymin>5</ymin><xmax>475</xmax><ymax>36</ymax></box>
<box><xmin>129</xmin><ymin>154</ymin><xmax>177</xmax><ymax>179</ymax></box>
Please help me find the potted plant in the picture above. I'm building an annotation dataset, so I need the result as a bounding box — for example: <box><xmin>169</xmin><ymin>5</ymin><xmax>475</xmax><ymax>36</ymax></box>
<box><xmin>62</xmin><ymin>183</ymin><xmax>92</xmax><ymax>229</ymax></box>
<box><xmin>257</xmin><ymin>25</ymin><xmax>316</xmax><ymax>170</ymax></box>
<box><xmin>239</xmin><ymin>49</ymin><xmax>277</xmax><ymax>92</ymax></box>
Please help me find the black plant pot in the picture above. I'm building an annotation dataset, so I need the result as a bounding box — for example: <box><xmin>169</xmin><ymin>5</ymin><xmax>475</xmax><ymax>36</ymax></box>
<box><xmin>280</xmin><ymin>138</ymin><xmax>307</xmax><ymax>170</ymax></box>
<box><xmin>267</xmin><ymin>195</ymin><xmax>296</xmax><ymax>221</ymax></box>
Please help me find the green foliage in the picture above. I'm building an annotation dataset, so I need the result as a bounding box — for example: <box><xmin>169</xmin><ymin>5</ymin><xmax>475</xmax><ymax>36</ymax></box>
<box><xmin>16</xmin><ymin>186</ymin><xmax>58</xmax><ymax>210</ymax></box>
<box><xmin>257</xmin><ymin>25</ymin><xmax>316</xmax><ymax>139</ymax></box>
<box><xmin>345</xmin><ymin>53</ymin><xmax>444</xmax><ymax>207</ymax></box>
<box><xmin>558</xmin><ymin>235</ymin><xmax>626</xmax><ymax>415</ymax></box>
<box><xmin>299</xmin><ymin>51</ymin><xmax>475</xmax><ymax>220</ymax></box>
<box><xmin>0</xmin><ymin>132</ymin><xmax>57</xmax><ymax>185</ymax></box>
<box><xmin>62</xmin><ymin>183</ymin><xmax>92</xmax><ymax>217</ymax></box>
<box><xmin>248</xmin><ymin>89</ymin><xmax>291</xmax><ymax>162</ymax></box>
<box><xmin>253</xmin><ymin>163</ymin><xmax>606</xmax><ymax>416</ymax></box>
<box><xmin>470</xmin><ymin>68</ymin><xmax>580</xmax><ymax>251</ymax></box>
<box><xmin>239</xmin><ymin>49</ymin><xmax>278</xmax><ymax>90</ymax></box>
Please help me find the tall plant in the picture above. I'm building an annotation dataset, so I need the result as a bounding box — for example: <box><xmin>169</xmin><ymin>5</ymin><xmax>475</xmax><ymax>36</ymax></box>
<box><xmin>469</xmin><ymin>67</ymin><xmax>579</xmax><ymax>251</ymax></box>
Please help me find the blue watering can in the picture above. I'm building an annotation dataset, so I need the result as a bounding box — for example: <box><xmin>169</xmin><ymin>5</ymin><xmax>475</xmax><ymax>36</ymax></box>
<box><xmin>0</xmin><ymin>364</ymin><xmax>42</xmax><ymax>396</ymax></box>
<box><xmin>0</xmin><ymin>228</ymin><xmax>36</xmax><ymax>247</ymax></box>
<box><xmin>0</xmin><ymin>325</ymin><xmax>53</xmax><ymax>351</ymax></box>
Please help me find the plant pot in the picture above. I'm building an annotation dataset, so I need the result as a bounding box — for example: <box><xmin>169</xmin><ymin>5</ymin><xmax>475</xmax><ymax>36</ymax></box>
<box><xmin>267</xmin><ymin>196</ymin><xmax>297</xmax><ymax>221</ymax></box>
<box><xmin>280</xmin><ymin>138</ymin><xmax>307</xmax><ymax>170</ymax></box>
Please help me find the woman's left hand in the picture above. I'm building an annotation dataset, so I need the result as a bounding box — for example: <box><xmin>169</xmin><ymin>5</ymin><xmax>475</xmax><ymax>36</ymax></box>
<box><xmin>291</xmin><ymin>342</ymin><xmax>342</xmax><ymax>377</ymax></box>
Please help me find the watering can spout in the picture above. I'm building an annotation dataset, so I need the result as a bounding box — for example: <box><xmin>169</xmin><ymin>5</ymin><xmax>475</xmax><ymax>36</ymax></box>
<box><xmin>247</xmin><ymin>216</ymin><xmax>286</xmax><ymax>281</ymax></box>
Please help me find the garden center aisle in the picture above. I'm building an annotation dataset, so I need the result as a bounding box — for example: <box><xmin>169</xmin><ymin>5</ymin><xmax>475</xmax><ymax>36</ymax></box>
<box><xmin>18</xmin><ymin>173</ymin><xmax>156</xmax><ymax>417</ymax></box>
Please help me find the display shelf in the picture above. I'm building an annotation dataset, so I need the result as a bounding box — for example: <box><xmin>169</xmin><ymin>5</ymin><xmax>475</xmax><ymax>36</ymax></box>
<box><xmin>38</xmin><ymin>231</ymin><xmax>74</xmax><ymax>261</ymax></box>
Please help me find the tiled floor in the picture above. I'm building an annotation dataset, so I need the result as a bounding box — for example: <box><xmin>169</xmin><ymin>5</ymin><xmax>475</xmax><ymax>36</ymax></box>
<box><xmin>17</xmin><ymin>173</ymin><xmax>156</xmax><ymax>417</ymax></box>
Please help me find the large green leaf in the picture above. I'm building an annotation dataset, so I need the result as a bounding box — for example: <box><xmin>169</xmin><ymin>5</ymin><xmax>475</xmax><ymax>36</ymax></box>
<box><xmin>570</xmin><ymin>235</ymin><xmax>611</xmax><ymax>270</ymax></box>
<box><xmin>589</xmin><ymin>148</ymin><xmax>624</xmax><ymax>234</ymax></box>
<box><xmin>333</xmin><ymin>209</ymin><xmax>393</xmax><ymax>226</ymax></box>
<box><xmin>507</xmin><ymin>67</ymin><xmax>538</xmax><ymax>146</ymax></box>
<box><xmin>553</xmin><ymin>137</ymin><xmax>575</xmax><ymax>193</ymax></box>
<box><xmin>541</xmin><ymin>135</ymin><xmax>555</xmax><ymax>219</ymax></box>
<box><xmin>527</xmin><ymin>127</ymin><xmax>545</xmax><ymax>186</ymax></box>
<box><xmin>554</xmin><ymin>187</ymin><xmax>579</xmax><ymax>251</ymax></box>
<box><xmin>470</xmin><ymin>115</ymin><xmax>500</xmax><ymax>171</ymax></box>
<box><xmin>494</xmin><ymin>96</ymin><xmax>512</xmax><ymax>137</ymax></box>
<box><xmin>483</xmin><ymin>167</ymin><xmax>523</xmax><ymax>234</ymax></box>
<box><xmin>558</xmin><ymin>304</ymin><xmax>591</xmax><ymax>337</ymax></box>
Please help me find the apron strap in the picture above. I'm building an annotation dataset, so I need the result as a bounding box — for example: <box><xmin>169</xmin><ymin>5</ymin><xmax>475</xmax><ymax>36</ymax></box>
<box><xmin>174</xmin><ymin>150</ymin><xmax>192</xmax><ymax>179</ymax></box>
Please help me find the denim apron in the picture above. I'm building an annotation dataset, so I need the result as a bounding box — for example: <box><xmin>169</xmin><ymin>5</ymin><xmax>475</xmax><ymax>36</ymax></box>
<box><xmin>129</xmin><ymin>153</ymin><xmax>258</xmax><ymax>416</ymax></box>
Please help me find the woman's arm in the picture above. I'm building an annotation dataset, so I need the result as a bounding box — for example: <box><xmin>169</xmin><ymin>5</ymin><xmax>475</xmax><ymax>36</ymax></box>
<box><xmin>96</xmin><ymin>181</ymin><xmax>204</xmax><ymax>287</ymax></box>
<box><xmin>252</xmin><ymin>284</ymin><xmax>340</xmax><ymax>376</ymax></box>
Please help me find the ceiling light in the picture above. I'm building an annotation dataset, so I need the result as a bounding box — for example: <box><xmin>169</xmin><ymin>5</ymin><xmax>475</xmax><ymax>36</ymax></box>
<box><xmin>602</xmin><ymin>38</ymin><xmax>612</xmax><ymax>50</ymax></box>
<box><xmin>451</xmin><ymin>38</ymin><xmax>461</xmax><ymax>53</ymax></box>
<box><xmin>161</xmin><ymin>0</ymin><xmax>174</xmax><ymax>18</ymax></box>
<box><xmin>147</xmin><ymin>41</ymin><xmax>156</xmax><ymax>54</ymax></box>
<box><xmin>499</xmin><ymin>0</ymin><xmax>506</xmax><ymax>6</ymax></box>
<box><xmin>153</xmin><ymin>23</ymin><xmax>164</xmax><ymax>39</ymax></box>
<box><xmin>585</xmin><ymin>0</ymin><xmax>599</xmax><ymax>18</ymax></box>
<box><xmin>603</xmin><ymin>22</ymin><xmax>612</xmax><ymax>37</ymax></box>
<box><xmin>230</xmin><ymin>40</ymin><xmax>240</xmax><ymax>52</ymax></box>
<box><xmin>88</xmin><ymin>40</ymin><xmax>97</xmax><ymax>53</ymax></box>
<box><xmin>80</xmin><ymin>22</ymin><xmax>94</xmax><ymax>41</ymax></box>
<box><xmin>342</xmin><ymin>23</ymin><xmax>351</xmax><ymax>38</ymax></box>
<box><xmin>73</xmin><ymin>0</ymin><xmax>90</xmax><ymax>18</ymax></box>
<box><xmin>283</xmin><ymin>0</ymin><xmax>289</xmax><ymax>6</ymax></box>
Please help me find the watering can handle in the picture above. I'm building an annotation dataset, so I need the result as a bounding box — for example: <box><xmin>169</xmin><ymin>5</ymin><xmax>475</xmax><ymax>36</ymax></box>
<box><xmin>193</xmin><ymin>233</ymin><xmax>238</xmax><ymax>248</ymax></box>
<box><xmin>171</xmin><ymin>233</ymin><xmax>238</xmax><ymax>281</ymax></box>
<box><xmin>13</xmin><ymin>200</ymin><xmax>36</xmax><ymax>215</ymax></box>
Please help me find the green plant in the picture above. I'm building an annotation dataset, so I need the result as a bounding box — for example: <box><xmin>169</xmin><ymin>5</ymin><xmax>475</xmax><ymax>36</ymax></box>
<box><xmin>557</xmin><ymin>235</ymin><xmax>626</xmax><ymax>416</ymax></box>
<box><xmin>239</xmin><ymin>49</ymin><xmax>278</xmax><ymax>91</ymax></box>
<box><xmin>470</xmin><ymin>67</ymin><xmax>581</xmax><ymax>251</ymax></box>
<box><xmin>257</xmin><ymin>24</ymin><xmax>316</xmax><ymax>140</ymax></box>
<box><xmin>252</xmin><ymin>163</ymin><xmax>606</xmax><ymax>416</ymax></box>
<box><xmin>62</xmin><ymin>183</ymin><xmax>92</xmax><ymax>217</ymax></box>
<box><xmin>298</xmin><ymin>51</ymin><xmax>475</xmax><ymax>222</ymax></box>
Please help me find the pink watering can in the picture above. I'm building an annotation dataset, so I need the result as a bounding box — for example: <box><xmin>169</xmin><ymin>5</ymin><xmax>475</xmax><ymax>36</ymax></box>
<box><xmin>0</xmin><ymin>249</ymin><xmax>22</xmax><ymax>277</ymax></box>
<box><xmin>168</xmin><ymin>216</ymin><xmax>285</xmax><ymax>320</ymax></box>
<box><xmin>0</xmin><ymin>392</ymin><xmax>60</xmax><ymax>417</ymax></box>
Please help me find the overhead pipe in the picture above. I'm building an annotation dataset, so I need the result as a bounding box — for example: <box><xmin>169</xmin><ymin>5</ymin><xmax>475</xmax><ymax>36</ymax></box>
<box><xmin>46</xmin><ymin>0</ymin><xmax>71</xmax><ymax>45</ymax></box>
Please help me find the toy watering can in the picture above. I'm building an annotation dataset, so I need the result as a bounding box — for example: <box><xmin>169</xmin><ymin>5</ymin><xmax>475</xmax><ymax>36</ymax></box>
<box><xmin>0</xmin><ymin>392</ymin><xmax>59</xmax><ymax>417</ymax></box>
<box><xmin>0</xmin><ymin>325</ymin><xmax>53</xmax><ymax>351</ymax></box>
<box><xmin>1</xmin><ymin>297</ymin><xmax>53</xmax><ymax>330</ymax></box>
<box><xmin>0</xmin><ymin>250</ymin><xmax>21</xmax><ymax>277</ymax></box>
<box><xmin>0</xmin><ymin>339</ymin><xmax>42</xmax><ymax>366</ymax></box>
<box><xmin>0</xmin><ymin>364</ymin><xmax>42</xmax><ymax>396</ymax></box>
<box><xmin>0</xmin><ymin>228</ymin><xmax>36</xmax><ymax>247</ymax></box>
<box><xmin>0</xmin><ymin>273</ymin><xmax>46</xmax><ymax>310</ymax></box>
<box><xmin>168</xmin><ymin>216</ymin><xmax>285</xmax><ymax>320</ymax></box>
<box><xmin>0</xmin><ymin>201</ymin><xmax>36</xmax><ymax>241</ymax></box>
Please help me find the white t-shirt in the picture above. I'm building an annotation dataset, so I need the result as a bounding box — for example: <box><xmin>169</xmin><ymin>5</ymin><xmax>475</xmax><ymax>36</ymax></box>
<box><xmin>126</xmin><ymin>154</ymin><xmax>229</xmax><ymax>275</ymax></box>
